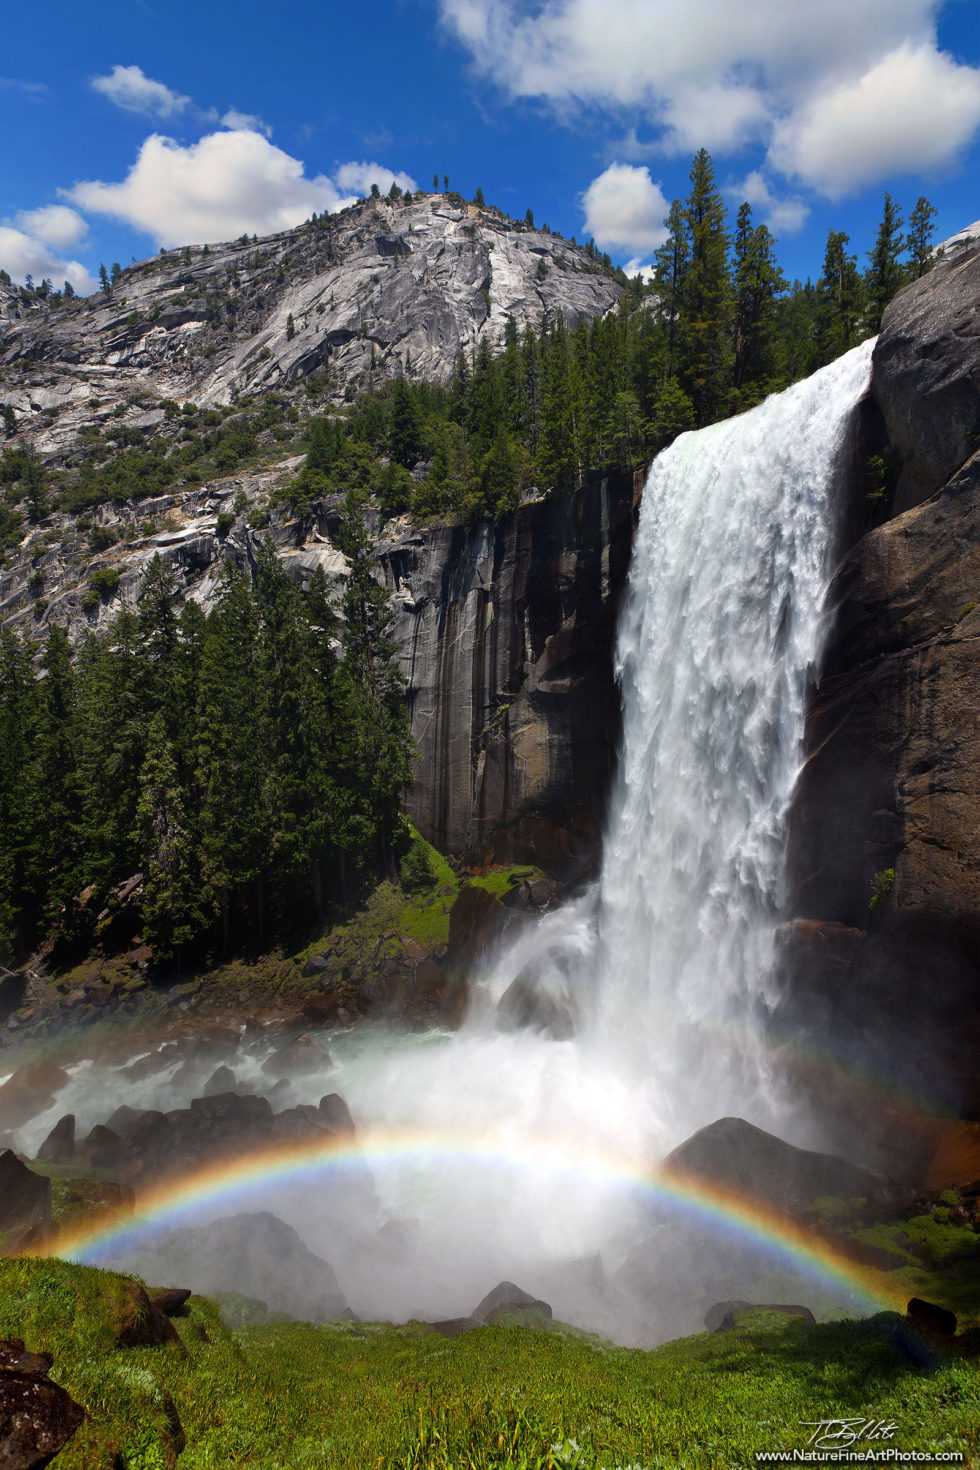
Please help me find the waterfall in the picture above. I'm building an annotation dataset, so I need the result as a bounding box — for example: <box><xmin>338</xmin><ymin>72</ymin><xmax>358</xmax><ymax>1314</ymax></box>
<box><xmin>591</xmin><ymin>337</ymin><xmax>876</xmax><ymax>1136</ymax></box>
<box><xmin>33</xmin><ymin>342</ymin><xmax>878</xmax><ymax>1337</ymax></box>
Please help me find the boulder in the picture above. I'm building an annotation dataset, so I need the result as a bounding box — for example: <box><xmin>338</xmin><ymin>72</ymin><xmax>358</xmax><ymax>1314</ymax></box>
<box><xmin>36</xmin><ymin>1115</ymin><xmax>75</xmax><ymax>1165</ymax></box>
<box><xmin>203</xmin><ymin>1065</ymin><xmax>237</xmax><ymax>1096</ymax></box>
<box><xmin>907</xmin><ymin>1297</ymin><xmax>956</xmax><ymax>1338</ymax></box>
<box><xmin>496</xmin><ymin>971</ymin><xmax>575</xmax><ymax>1040</ymax></box>
<box><xmin>318</xmin><ymin>1094</ymin><xmax>355</xmax><ymax>1134</ymax></box>
<box><xmin>703</xmin><ymin>1299</ymin><xmax>752</xmax><ymax>1332</ymax></box>
<box><xmin>471</xmin><ymin>1281</ymin><xmax>553</xmax><ymax>1325</ymax></box>
<box><xmin>262</xmin><ymin>1034</ymin><xmax>332</xmax><ymax>1078</ymax></box>
<box><xmin>0</xmin><ymin>973</ymin><xmax>26</xmax><ymax>1025</ymax></box>
<box><xmin>0</xmin><ymin>1152</ymin><xmax>51</xmax><ymax>1239</ymax></box>
<box><xmin>106</xmin><ymin>1211</ymin><xmax>348</xmax><ymax>1324</ymax></box>
<box><xmin>712</xmin><ymin>1304</ymin><xmax>816</xmax><ymax>1332</ymax></box>
<box><xmin>148</xmin><ymin>1288</ymin><xmax>192</xmax><ymax>1317</ymax></box>
<box><xmin>429</xmin><ymin>1317</ymin><xmax>482</xmax><ymax>1338</ymax></box>
<box><xmin>111</xmin><ymin>1280</ymin><xmax>186</xmax><ymax>1352</ymax></box>
<box><xmin>446</xmin><ymin>885</ymin><xmax>508</xmax><ymax>976</ymax></box>
<box><xmin>78</xmin><ymin>1125</ymin><xmax>126</xmax><ymax>1172</ymax></box>
<box><xmin>663</xmin><ymin>1118</ymin><xmax>889</xmax><ymax>1216</ymax></box>
<box><xmin>0</xmin><ymin>1340</ymin><xmax>84</xmax><ymax>1469</ymax></box>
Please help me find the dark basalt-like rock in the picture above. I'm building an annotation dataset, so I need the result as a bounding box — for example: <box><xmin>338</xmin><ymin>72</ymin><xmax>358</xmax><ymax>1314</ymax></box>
<box><xmin>36</xmin><ymin>1115</ymin><xmax>75</xmax><ymax>1165</ymax></box>
<box><xmin>262</xmin><ymin>1033</ymin><xmax>332</xmax><ymax>1078</ymax></box>
<box><xmin>0</xmin><ymin>1063</ymin><xmax>70</xmax><ymax>1132</ymax></box>
<box><xmin>0</xmin><ymin>1340</ymin><xmax>84</xmax><ymax>1469</ymax></box>
<box><xmin>112</xmin><ymin>1280</ymin><xmax>187</xmax><ymax>1354</ymax></box>
<box><xmin>471</xmin><ymin>1281</ymin><xmax>553</xmax><ymax>1324</ymax></box>
<box><xmin>0</xmin><ymin>1152</ymin><xmax>51</xmax><ymax>1240</ymax></box>
<box><xmin>664</xmin><ymin>1118</ymin><xmax>889</xmax><ymax>1217</ymax></box>
<box><xmin>429</xmin><ymin>1316</ymin><xmax>482</xmax><ymax>1338</ymax></box>
<box><xmin>782</xmin><ymin>242</ymin><xmax>980</xmax><ymax>1139</ymax></box>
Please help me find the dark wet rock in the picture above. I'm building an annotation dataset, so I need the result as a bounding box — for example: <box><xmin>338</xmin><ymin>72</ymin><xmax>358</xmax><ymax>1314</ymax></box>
<box><xmin>107</xmin><ymin>1211</ymin><xmax>348</xmax><ymax>1324</ymax></box>
<box><xmin>664</xmin><ymin>1118</ymin><xmax>891</xmax><ymax>1216</ymax></box>
<box><xmin>471</xmin><ymin>1281</ymin><xmax>553</xmax><ymax>1325</ymax></box>
<box><xmin>0</xmin><ymin>1339</ymin><xmax>84</xmax><ymax>1468</ymax></box>
<box><xmin>318</xmin><ymin>1094</ymin><xmax>355</xmax><ymax>1134</ymax></box>
<box><xmin>270</xmin><ymin>1105</ymin><xmax>329</xmax><ymax>1141</ymax></box>
<box><xmin>430</xmin><ymin>1316</ymin><xmax>482</xmax><ymax>1338</ymax></box>
<box><xmin>0</xmin><ymin>1152</ymin><xmax>51</xmax><ymax>1239</ymax></box>
<box><xmin>0</xmin><ymin>1063</ymin><xmax>70</xmax><ymax>1132</ymax></box>
<box><xmin>0</xmin><ymin>973</ymin><xmax>27</xmax><ymax>1025</ymax></box>
<box><xmin>105</xmin><ymin>1105</ymin><xmax>142</xmax><ymax>1134</ymax></box>
<box><xmin>203</xmin><ymin>1064</ymin><xmax>237</xmax><ymax>1096</ymax></box>
<box><xmin>302</xmin><ymin>954</ymin><xmax>329</xmax><ymax>977</ymax></box>
<box><xmin>262</xmin><ymin>1033</ymin><xmax>332</xmax><ymax>1078</ymax></box>
<box><xmin>120</xmin><ymin>1044</ymin><xmax>179</xmax><ymax>1081</ymax></box>
<box><xmin>907</xmin><ymin>1297</ymin><xmax>956</xmax><ymax>1338</ymax></box>
<box><xmin>496</xmin><ymin>972</ymin><xmax>575</xmax><ymax>1041</ymax></box>
<box><xmin>148</xmin><ymin>1288</ymin><xmax>192</xmax><ymax>1317</ymax></box>
<box><xmin>111</xmin><ymin>1280</ymin><xmax>187</xmax><ymax>1354</ymax></box>
<box><xmin>36</xmin><ymin>1115</ymin><xmax>75</xmax><ymax>1165</ymax></box>
<box><xmin>78</xmin><ymin>1124</ymin><xmax>126</xmax><ymax>1172</ymax></box>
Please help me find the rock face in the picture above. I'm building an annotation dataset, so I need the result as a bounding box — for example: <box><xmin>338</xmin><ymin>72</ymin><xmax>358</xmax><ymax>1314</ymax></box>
<box><xmin>385</xmin><ymin>466</ymin><xmax>640</xmax><ymax>865</ymax></box>
<box><xmin>663</xmin><ymin>1118</ymin><xmax>888</xmax><ymax>1216</ymax></box>
<box><xmin>782</xmin><ymin>245</ymin><xmax>980</xmax><ymax>1128</ymax></box>
<box><xmin>109</xmin><ymin>1211</ymin><xmax>348</xmax><ymax>1323</ymax></box>
<box><xmin>1</xmin><ymin>194</ymin><xmax>620</xmax><ymax>438</ymax></box>
<box><xmin>0</xmin><ymin>1151</ymin><xmax>51</xmax><ymax>1241</ymax></box>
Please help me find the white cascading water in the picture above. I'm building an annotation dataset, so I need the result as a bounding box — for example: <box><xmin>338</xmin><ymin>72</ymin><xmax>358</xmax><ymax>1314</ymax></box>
<box><xmin>13</xmin><ymin>341</ymin><xmax>875</xmax><ymax>1335</ymax></box>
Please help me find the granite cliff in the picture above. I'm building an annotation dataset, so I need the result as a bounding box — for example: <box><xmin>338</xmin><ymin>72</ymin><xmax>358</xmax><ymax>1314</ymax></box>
<box><xmin>782</xmin><ymin>244</ymin><xmax>980</xmax><ymax>1131</ymax></box>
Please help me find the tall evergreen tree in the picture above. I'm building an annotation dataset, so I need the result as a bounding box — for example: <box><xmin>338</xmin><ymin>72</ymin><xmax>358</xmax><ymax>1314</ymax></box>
<box><xmin>732</xmin><ymin>203</ymin><xmax>787</xmax><ymax>403</ymax></box>
<box><xmin>906</xmin><ymin>197</ymin><xmax>937</xmax><ymax>280</ymax></box>
<box><xmin>678</xmin><ymin>150</ymin><xmax>732</xmax><ymax>424</ymax></box>
<box><xmin>816</xmin><ymin>232</ymin><xmax>864</xmax><ymax>364</ymax></box>
<box><xmin>866</xmin><ymin>193</ymin><xmax>905</xmax><ymax>331</ymax></box>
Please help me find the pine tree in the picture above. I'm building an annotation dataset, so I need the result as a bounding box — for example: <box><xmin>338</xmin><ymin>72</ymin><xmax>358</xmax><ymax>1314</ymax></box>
<box><xmin>678</xmin><ymin>151</ymin><xmax>731</xmax><ymax>423</ymax></box>
<box><xmin>866</xmin><ymin>193</ymin><xmax>905</xmax><ymax>331</ymax></box>
<box><xmin>137</xmin><ymin>711</ymin><xmax>205</xmax><ymax>956</ymax></box>
<box><xmin>653</xmin><ymin>198</ymin><xmax>689</xmax><ymax>379</ymax></box>
<box><xmin>816</xmin><ymin>231</ymin><xmax>864</xmax><ymax>363</ymax></box>
<box><xmin>906</xmin><ymin>197</ymin><xmax>937</xmax><ymax>280</ymax></box>
<box><xmin>732</xmin><ymin>202</ymin><xmax>787</xmax><ymax>403</ymax></box>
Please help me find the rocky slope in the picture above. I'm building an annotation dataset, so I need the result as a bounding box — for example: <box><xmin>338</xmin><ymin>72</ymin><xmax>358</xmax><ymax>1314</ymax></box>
<box><xmin>782</xmin><ymin>243</ymin><xmax>980</xmax><ymax>1133</ymax></box>
<box><xmin>0</xmin><ymin>191</ymin><xmax>620</xmax><ymax>457</ymax></box>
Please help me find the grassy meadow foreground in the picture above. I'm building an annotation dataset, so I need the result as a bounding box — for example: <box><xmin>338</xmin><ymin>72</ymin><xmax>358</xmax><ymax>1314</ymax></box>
<box><xmin>2</xmin><ymin>1256</ymin><xmax>979</xmax><ymax>1469</ymax></box>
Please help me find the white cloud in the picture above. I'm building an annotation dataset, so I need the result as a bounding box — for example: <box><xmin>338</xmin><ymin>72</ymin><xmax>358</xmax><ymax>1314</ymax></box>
<box><xmin>66</xmin><ymin>131</ymin><xmax>416</xmax><ymax>247</ymax></box>
<box><xmin>14</xmin><ymin>204</ymin><xmax>88</xmax><ymax>249</ymax></box>
<box><xmin>92</xmin><ymin>64</ymin><xmax>190</xmax><ymax>119</ymax></box>
<box><xmin>581</xmin><ymin>163</ymin><xmax>669</xmax><ymax>254</ymax></box>
<box><xmin>437</xmin><ymin>1</ymin><xmax>980</xmax><ymax>195</ymax></box>
<box><xmin>333</xmin><ymin>161</ymin><xmax>419</xmax><ymax>196</ymax></box>
<box><xmin>624</xmin><ymin>257</ymin><xmax>658</xmax><ymax>284</ymax></box>
<box><xmin>0</xmin><ymin>226</ymin><xmax>95</xmax><ymax>292</ymax></box>
<box><xmin>221</xmin><ymin>108</ymin><xmax>272</xmax><ymax>137</ymax></box>
<box><xmin>728</xmin><ymin>170</ymin><xmax>809</xmax><ymax>234</ymax></box>
<box><xmin>769</xmin><ymin>41</ymin><xmax>980</xmax><ymax>198</ymax></box>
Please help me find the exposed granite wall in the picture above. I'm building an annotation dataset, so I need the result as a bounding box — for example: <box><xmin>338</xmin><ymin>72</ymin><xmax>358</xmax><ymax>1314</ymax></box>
<box><xmin>380</xmin><ymin>468</ymin><xmax>642</xmax><ymax>872</ymax></box>
<box><xmin>782</xmin><ymin>247</ymin><xmax>980</xmax><ymax>1124</ymax></box>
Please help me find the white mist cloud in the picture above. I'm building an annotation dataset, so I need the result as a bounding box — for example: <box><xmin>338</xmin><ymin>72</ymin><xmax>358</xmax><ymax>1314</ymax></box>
<box><xmin>581</xmin><ymin>164</ymin><xmax>670</xmax><ymax>254</ymax></box>
<box><xmin>66</xmin><ymin>131</ymin><xmax>416</xmax><ymax>247</ymax></box>
<box><xmin>0</xmin><ymin>225</ymin><xmax>95</xmax><ymax>292</ymax></box>
<box><xmin>92</xmin><ymin>64</ymin><xmax>191</xmax><ymax>119</ymax></box>
<box><xmin>729</xmin><ymin>170</ymin><xmax>809</xmax><ymax>234</ymax></box>
<box><xmin>14</xmin><ymin>204</ymin><xmax>88</xmax><ymax>249</ymax></box>
<box><xmin>768</xmin><ymin>41</ymin><xmax>980</xmax><ymax>198</ymax></box>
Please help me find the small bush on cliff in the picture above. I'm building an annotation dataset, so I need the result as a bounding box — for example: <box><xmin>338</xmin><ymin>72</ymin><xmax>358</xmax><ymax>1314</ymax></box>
<box><xmin>869</xmin><ymin>866</ymin><xmax>895</xmax><ymax>918</ymax></box>
<box><xmin>400</xmin><ymin>832</ymin><xmax>439</xmax><ymax>892</ymax></box>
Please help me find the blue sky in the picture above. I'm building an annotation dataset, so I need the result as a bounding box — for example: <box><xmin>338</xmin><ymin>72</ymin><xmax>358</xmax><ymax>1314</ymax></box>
<box><xmin>2</xmin><ymin>0</ymin><xmax>978</xmax><ymax>296</ymax></box>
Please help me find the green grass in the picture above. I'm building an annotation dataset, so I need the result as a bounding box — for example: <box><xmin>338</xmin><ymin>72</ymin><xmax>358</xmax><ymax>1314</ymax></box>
<box><xmin>2</xmin><ymin>1256</ymin><xmax>978</xmax><ymax>1469</ymax></box>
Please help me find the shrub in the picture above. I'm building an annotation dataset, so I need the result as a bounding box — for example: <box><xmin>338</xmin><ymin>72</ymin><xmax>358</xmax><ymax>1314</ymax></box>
<box><xmin>215</xmin><ymin>511</ymin><xmax>235</xmax><ymax>538</ymax></box>
<box><xmin>88</xmin><ymin>567</ymin><xmax>121</xmax><ymax>600</ymax></box>
<box><xmin>400</xmin><ymin>835</ymin><xmax>438</xmax><ymax>893</ymax></box>
<box><xmin>869</xmin><ymin>867</ymin><xmax>895</xmax><ymax>919</ymax></box>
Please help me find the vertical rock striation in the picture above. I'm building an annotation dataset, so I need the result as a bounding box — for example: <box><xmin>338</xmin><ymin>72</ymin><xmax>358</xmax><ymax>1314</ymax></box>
<box><xmin>381</xmin><ymin>469</ymin><xmax>641</xmax><ymax>871</ymax></box>
<box><xmin>783</xmin><ymin>245</ymin><xmax>980</xmax><ymax>1129</ymax></box>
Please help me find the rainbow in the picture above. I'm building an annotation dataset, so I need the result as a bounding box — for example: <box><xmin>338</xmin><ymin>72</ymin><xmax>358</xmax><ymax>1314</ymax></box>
<box><xmin>35</xmin><ymin>1127</ymin><xmax>907</xmax><ymax>1314</ymax></box>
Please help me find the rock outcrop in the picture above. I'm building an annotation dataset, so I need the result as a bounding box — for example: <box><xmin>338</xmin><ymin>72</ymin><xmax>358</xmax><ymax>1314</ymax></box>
<box><xmin>1</xmin><ymin>194</ymin><xmax>620</xmax><ymax>441</ymax></box>
<box><xmin>782</xmin><ymin>244</ymin><xmax>980</xmax><ymax>1132</ymax></box>
<box><xmin>385</xmin><ymin>466</ymin><xmax>641</xmax><ymax>865</ymax></box>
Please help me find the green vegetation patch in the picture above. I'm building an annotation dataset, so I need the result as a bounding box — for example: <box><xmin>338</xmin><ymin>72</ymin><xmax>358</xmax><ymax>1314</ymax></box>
<box><xmin>0</xmin><ymin>1257</ymin><xmax>978</xmax><ymax>1468</ymax></box>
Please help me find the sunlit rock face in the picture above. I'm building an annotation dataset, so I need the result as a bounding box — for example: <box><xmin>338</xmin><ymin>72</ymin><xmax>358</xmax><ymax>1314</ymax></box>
<box><xmin>0</xmin><ymin>193</ymin><xmax>621</xmax><ymax>440</ymax></box>
<box><xmin>783</xmin><ymin>244</ymin><xmax>980</xmax><ymax>1132</ymax></box>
